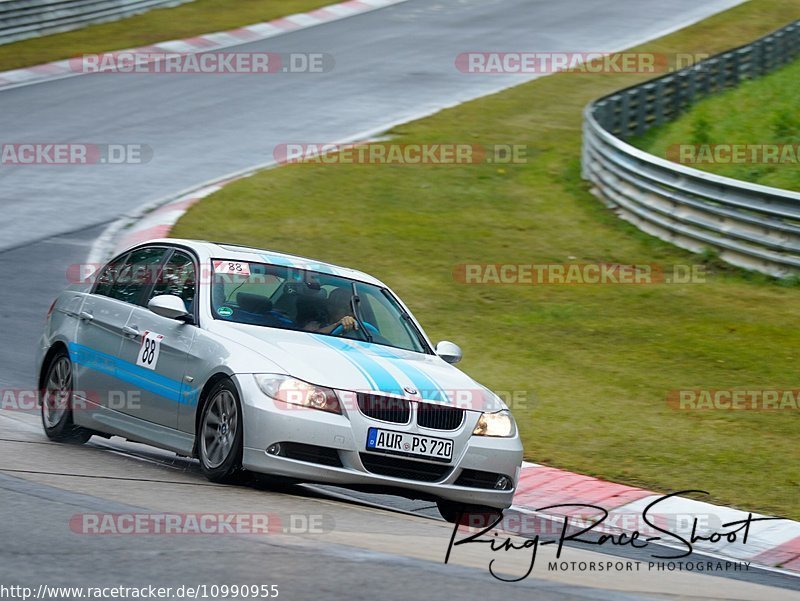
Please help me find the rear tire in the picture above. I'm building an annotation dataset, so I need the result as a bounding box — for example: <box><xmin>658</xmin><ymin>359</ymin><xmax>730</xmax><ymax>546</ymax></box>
<box><xmin>41</xmin><ymin>350</ymin><xmax>92</xmax><ymax>444</ymax></box>
<box><xmin>436</xmin><ymin>500</ymin><xmax>503</xmax><ymax>526</ymax></box>
<box><xmin>198</xmin><ymin>379</ymin><xmax>244</xmax><ymax>483</ymax></box>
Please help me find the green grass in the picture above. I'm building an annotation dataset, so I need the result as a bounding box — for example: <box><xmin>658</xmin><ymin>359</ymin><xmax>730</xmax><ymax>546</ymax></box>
<box><xmin>0</xmin><ymin>0</ymin><xmax>333</xmax><ymax>73</ymax></box>
<box><xmin>634</xmin><ymin>57</ymin><xmax>800</xmax><ymax>190</ymax></box>
<box><xmin>174</xmin><ymin>0</ymin><xmax>800</xmax><ymax>520</ymax></box>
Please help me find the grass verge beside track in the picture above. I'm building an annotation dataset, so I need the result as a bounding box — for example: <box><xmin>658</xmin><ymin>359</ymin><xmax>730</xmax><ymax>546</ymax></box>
<box><xmin>173</xmin><ymin>0</ymin><xmax>800</xmax><ymax>520</ymax></box>
<box><xmin>634</xmin><ymin>57</ymin><xmax>800</xmax><ymax>191</ymax></box>
<box><xmin>0</xmin><ymin>0</ymin><xmax>332</xmax><ymax>73</ymax></box>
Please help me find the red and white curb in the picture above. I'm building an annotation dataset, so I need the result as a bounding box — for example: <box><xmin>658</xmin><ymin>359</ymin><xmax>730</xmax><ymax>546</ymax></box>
<box><xmin>108</xmin><ymin>180</ymin><xmax>239</xmax><ymax>253</ymax></box>
<box><xmin>87</xmin><ymin>173</ymin><xmax>253</xmax><ymax>265</ymax></box>
<box><xmin>512</xmin><ymin>462</ymin><xmax>800</xmax><ymax>574</ymax></box>
<box><xmin>0</xmin><ymin>0</ymin><xmax>410</xmax><ymax>91</ymax></box>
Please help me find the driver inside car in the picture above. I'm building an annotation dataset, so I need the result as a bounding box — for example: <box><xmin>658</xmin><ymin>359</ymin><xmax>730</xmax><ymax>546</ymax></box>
<box><xmin>300</xmin><ymin>287</ymin><xmax>360</xmax><ymax>334</ymax></box>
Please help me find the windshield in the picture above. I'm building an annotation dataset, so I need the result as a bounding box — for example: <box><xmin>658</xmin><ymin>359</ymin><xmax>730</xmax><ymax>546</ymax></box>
<box><xmin>210</xmin><ymin>259</ymin><xmax>429</xmax><ymax>354</ymax></box>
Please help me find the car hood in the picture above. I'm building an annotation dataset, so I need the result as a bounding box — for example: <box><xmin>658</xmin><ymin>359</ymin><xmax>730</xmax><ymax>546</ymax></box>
<box><xmin>210</xmin><ymin>322</ymin><xmax>503</xmax><ymax>412</ymax></box>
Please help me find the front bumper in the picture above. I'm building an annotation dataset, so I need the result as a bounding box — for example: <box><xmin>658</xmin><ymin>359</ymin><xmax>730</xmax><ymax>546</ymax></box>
<box><xmin>236</xmin><ymin>375</ymin><xmax>523</xmax><ymax>509</ymax></box>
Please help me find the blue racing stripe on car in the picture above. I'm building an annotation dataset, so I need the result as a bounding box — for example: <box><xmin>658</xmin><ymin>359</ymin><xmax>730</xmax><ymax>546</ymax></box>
<box><xmin>312</xmin><ymin>335</ymin><xmax>402</xmax><ymax>396</ymax></box>
<box><xmin>353</xmin><ymin>342</ymin><xmax>449</xmax><ymax>402</ymax></box>
<box><xmin>68</xmin><ymin>342</ymin><xmax>187</xmax><ymax>404</ymax></box>
<box><xmin>333</xmin><ymin>338</ymin><xmax>448</xmax><ymax>401</ymax></box>
<box><xmin>311</xmin><ymin>334</ymin><xmax>378</xmax><ymax>390</ymax></box>
<box><xmin>261</xmin><ymin>254</ymin><xmax>295</xmax><ymax>268</ymax></box>
<box><xmin>314</xmin><ymin>335</ymin><xmax>379</xmax><ymax>390</ymax></box>
<box><xmin>391</xmin><ymin>363</ymin><xmax>448</xmax><ymax>402</ymax></box>
<box><xmin>261</xmin><ymin>253</ymin><xmax>336</xmax><ymax>275</ymax></box>
<box><xmin>299</xmin><ymin>262</ymin><xmax>335</xmax><ymax>275</ymax></box>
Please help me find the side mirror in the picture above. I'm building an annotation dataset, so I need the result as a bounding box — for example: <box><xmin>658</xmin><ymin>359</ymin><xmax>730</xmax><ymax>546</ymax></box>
<box><xmin>148</xmin><ymin>295</ymin><xmax>192</xmax><ymax>322</ymax></box>
<box><xmin>435</xmin><ymin>340</ymin><xmax>462</xmax><ymax>364</ymax></box>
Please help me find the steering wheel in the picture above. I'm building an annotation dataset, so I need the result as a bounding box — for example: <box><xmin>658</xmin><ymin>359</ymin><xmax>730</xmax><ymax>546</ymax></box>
<box><xmin>331</xmin><ymin>321</ymin><xmax>379</xmax><ymax>336</ymax></box>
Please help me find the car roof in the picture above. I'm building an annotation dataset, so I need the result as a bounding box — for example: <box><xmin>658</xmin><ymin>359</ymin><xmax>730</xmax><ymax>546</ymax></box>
<box><xmin>143</xmin><ymin>238</ymin><xmax>385</xmax><ymax>287</ymax></box>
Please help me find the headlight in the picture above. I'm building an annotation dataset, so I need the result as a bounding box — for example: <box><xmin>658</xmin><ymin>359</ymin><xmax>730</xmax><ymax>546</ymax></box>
<box><xmin>472</xmin><ymin>410</ymin><xmax>515</xmax><ymax>437</ymax></box>
<box><xmin>254</xmin><ymin>375</ymin><xmax>341</xmax><ymax>414</ymax></box>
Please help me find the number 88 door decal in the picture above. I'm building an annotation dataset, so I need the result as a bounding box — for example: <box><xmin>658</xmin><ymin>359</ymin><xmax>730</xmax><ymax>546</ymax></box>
<box><xmin>136</xmin><ymin>331</ymin><xmax>164</xmax><ymax>370</ymax></box>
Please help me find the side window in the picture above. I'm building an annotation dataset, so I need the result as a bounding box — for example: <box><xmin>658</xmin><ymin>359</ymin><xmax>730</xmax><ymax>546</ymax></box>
<box><xmin>148</xmin><ymin>251</ymin><xmax>197</xmax><ymax>311</ymax></box>
<box><xmin>93</xmin><ymin>253</ymin><xmax>129</xmax><ymax>298</ymax></box>
<box><xmin>107</xmin><ymin>247</ymin><xmax>167</xmax><ymax>305</ymax></box>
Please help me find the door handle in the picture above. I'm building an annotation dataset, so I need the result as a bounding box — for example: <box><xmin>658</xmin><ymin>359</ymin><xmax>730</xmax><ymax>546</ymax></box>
<box><xmin>79</xmin><ymin>311</ymin><xmax>93</xmax><ymax>322</ymax></box>
<box><xmin>122</xmin><ymin>326</ymin><xmax>140</xmax><ymax>338</ymax></box>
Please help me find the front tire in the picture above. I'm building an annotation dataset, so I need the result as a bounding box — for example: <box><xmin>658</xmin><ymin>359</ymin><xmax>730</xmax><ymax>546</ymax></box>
<box><xmin>41</xmin><ymin>351</ymin><xmax>92</xmax><ymax>444</ymax></box>
<box><xmin>198</xmin><ymin>379</ymin><xmax>244</xmax><ymax>483</ymax></box>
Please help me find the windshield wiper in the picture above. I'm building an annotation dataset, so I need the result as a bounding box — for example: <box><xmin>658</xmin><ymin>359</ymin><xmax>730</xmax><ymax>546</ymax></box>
<box><xmin>380</xmin><ymin>288</ymin><xmax>429</xmax><ymax>353</ymax></box>
<box><xmin>350</xmin><ymin>281</ymin><xmax>373</xmax><ymax>342</ymax></box>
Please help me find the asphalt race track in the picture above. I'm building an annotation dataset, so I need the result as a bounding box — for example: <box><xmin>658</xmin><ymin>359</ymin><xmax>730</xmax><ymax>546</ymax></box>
<box><xmin>0</xmin><ymin>0</ymin><xmax>749</xmax><ymax>254</ymax></box>
<box><xmin>2</xmin><ymin>409</ymin><xmax>799</xmax><ymax>600</ymax></box>
<box><xmin>2</xmin><ymin>0</ymin><xmax>798</xmax><ymax>598</ymax></box>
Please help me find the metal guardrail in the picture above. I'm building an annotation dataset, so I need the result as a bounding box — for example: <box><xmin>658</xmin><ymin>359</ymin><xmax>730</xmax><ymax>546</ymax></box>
<box><xmin>582</xmin><ymin>20</ymin><xmax>800</xmax><ymax>277</ymax></box>
<box><xmin>0</xmin><ymin>0</ymin><xmax>194</xmax><ymax>45</ymax></box>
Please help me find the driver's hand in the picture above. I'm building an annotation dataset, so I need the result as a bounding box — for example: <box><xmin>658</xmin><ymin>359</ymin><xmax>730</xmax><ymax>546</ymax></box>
<box><xmin>339</xmin><ymin>316</ymin><xmax>359</xmax><ymax>331</ymax></box>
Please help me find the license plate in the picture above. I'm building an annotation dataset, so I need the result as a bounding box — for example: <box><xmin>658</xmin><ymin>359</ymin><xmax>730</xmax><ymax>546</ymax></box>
<box><xmin>366</xmin><ymin>427</ymin><xmax>454</xmax><ymax>462</ymax></box>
